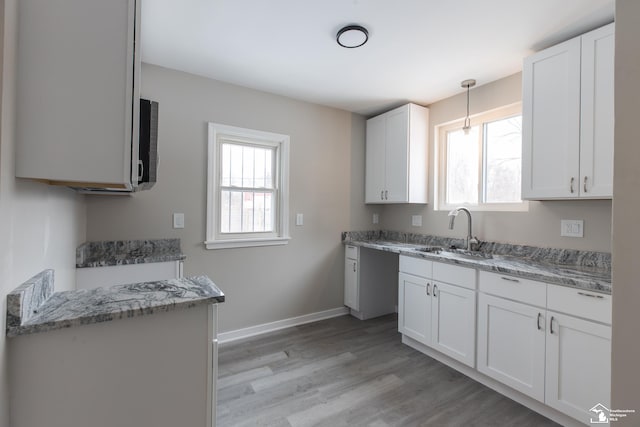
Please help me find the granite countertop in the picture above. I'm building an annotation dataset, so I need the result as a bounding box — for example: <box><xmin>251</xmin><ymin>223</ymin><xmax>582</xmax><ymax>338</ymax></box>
<box><xmin>343</xmin><ymin>231</ymin><xmax>611</xmax><ymax>294</ymax></box>
<box><xmin>6</xmin><ymin>270</ymin><xmax>225</xmax><ymax>337</ymax></box>
<box><xmin>76</xmin><ymin>238</ymin><xmax>186</xmax><ymax>268</ymax></box>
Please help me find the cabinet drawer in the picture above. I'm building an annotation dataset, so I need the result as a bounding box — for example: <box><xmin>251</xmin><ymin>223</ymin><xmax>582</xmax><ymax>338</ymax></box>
<box><xmin>345</xmin><ymin>245</ymin><xmax>359</xmax><ymax>260</ymax></box>
<box><xmin>547</xmin><ymin>285</ymin><xmax>611</xmax><ymax>324</ymax></box>
<box><xmin>399</xmin><ymin>255</ymin><xmax>432</xmax><ymax>278</ymax></box>
<box><xmin>478</xmin><ymin>271</ymin><xmax>546</xmax><ymax>307</ymax></box>
<box><xmin>433</xmin><ymin>262</ymin><xmax>476</xmax><ymax>290</ymax></box>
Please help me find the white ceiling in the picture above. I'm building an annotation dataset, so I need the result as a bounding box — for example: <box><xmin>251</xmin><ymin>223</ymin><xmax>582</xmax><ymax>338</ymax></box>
<box><xmin>141</xmin><ymin>0</ymin><xmax>614</xmax><ymax>116</ymax></box>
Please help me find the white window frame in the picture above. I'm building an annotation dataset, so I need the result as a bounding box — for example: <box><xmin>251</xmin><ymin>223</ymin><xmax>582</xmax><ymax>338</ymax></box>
<box><xmin>206</xmin><ymin>123</ymin><xmax>290</xmax><ymax>249</ymax></box>
<box><xmin>435</xmin><ymin>103</ymin><xmax>528</xmax><ymax>212</ymax></box>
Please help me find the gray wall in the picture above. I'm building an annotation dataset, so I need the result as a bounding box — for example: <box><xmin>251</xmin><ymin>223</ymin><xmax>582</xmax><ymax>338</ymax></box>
<box><xmin>380</xmin><ymin>73</ymin><xmax>613</xmax><ymax>252</ymax></box>
<box><xmin>611</xmin><ymin>0</ymin><xmax>640</xmax><ymax>424</ymax></box>
<box><xmin>0</xmin><ymin>0</ymin><xmax>87</xmax><ymax>425</ymax></box>
<box><xmin>85</xmin><ymin>63</ymin><xmax>375</xmax><ymax>333</ymax></box>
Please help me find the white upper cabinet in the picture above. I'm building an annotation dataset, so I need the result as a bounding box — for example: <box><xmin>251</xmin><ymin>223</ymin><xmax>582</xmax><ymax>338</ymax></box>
<box><xmin>522</xmin><ymin>23</ymin><xmax>614</xmax><ymax>200</ymax></box>
<box><xmin>16</xmin><ymin>0</ymin><xmax>141</xmax><ymax>190</ymax></box>
<box><xmin>365</xmin><ymin>103</ymin><xmax>429</xmax><ymax>204</ymax></box>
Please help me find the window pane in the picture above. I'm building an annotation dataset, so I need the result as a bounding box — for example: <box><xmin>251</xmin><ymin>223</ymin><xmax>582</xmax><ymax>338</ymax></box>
<box><xmin>484</xmin><ymin>116</ymin><xmax>522</xmax><ymax>203</ymax></box>
<box><xmin>220</xmin><ymin>190</ymin><xmax>275</xmax><ymax>234</ymax></box>
<box><xmin>446</xmin><ymin>127</ymin><xmax>480</xmax><ymax>205</ymax></box>
<box><xmin>220</xmin><ymin>141</ymin><xmax>275</xmax><ymax>189</ymax></box>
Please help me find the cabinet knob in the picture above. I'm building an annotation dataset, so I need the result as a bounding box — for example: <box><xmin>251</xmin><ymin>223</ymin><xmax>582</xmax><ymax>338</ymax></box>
<box><xmin>583</xmin><ymin>176</ymin><xmax>588</xmax><ymax>193</ymax></box>
<box><xmin>433</xmin><ymin>284</ymin><xmax>438</xmax><ymax>298</ymax></box>
<box><xmin>570</xmin><ymin>177</ymin><xmax>575</xmax><ymax>194</ymax></box>
<box><xmin>381</xmin><ymin>191</ymin><xmax>384</xmax><ymax>200</ymax></box>
<box><xmin>549</xmin><ymin>316</ymin><xmax>556</xmax><ymax>334</ymax></box>
<box><xmin>426</xmin><ymin>283</ymin><xmax>431</xmax><ymax>296</ymax></box>
<box><xmin>385</xmin><ymin>190</ymin><xmax>388</xmax><ymax>200</ymax></box>
<box><xmin>353</xmin><ymin>262</ymin><xmax>356</xmax><ymax>272</ymax></box>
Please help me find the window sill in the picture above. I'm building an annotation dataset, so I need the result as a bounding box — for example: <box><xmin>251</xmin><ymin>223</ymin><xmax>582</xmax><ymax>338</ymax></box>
<box><xmin>437</xmin><ymin>201</ymin><xmax>530</xmax><ymax>213</ymax></box>
<box><xmin>204</xmin><ymin>236</ymin><xmax>291</xmax><ymax>250</ymax></box>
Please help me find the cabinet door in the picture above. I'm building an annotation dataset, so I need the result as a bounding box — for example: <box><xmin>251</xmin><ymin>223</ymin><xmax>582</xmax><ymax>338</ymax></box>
<box><xmin>580</xmin><ymin>23</ymin><xmax>614</xmax><ymax>198</ymax></box>
<box><xmin>545</xmin><ymin>312</ymin><xmax>611</xmax><ymax>425</ymax></box>
<box><xmin>365</xmin><ymin>115</ymin><xmax>387</xmax><ymax>203</ymax></box>
<box><xmin>384</xmin><ymin>106</ymin><xmax>409</xmax><ymax>202</ymax></box>
<box><xmin>477</xmin><ymin>294</ymin><xmax>546</xmax><ymax>401</ymax></box>
<box><xmin>522</xmin><ymin>37</ymin><xmax>581</xmax><ymax>199</ymax></box>
<box><xmin>398</xmin><ymin>272</ymin><xmax>431</xmax><ymax>345</ymax></box>
<box><xmin>344</xmin><ymin>258</ymin><xmax>359</xmax><ymax>310</ymax></box>
<box><xmin>431</xmin><ymin>282</ymin><xmax>476</xmax><ymax>367</ymax></box>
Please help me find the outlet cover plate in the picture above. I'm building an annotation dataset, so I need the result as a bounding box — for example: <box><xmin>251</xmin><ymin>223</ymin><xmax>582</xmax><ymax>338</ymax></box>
<box><xmin>411</xmin><ymin>215</ymin><xmax>423</xmax><ymax>227</ymax></box>
<box><xmin>561</xmin><ymin>219</ymin><xmax>584</xmax><ymax>238</ymax></box>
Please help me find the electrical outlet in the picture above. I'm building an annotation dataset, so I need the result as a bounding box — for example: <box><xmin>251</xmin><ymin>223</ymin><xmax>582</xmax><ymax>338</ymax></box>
<box><xmin>411</xmin><ymin>215</ymin><xmax>423</xmax><ymax>227</ymax></box>
<box><xmin>561</xmin><ymin>219</ymin><xmax>584</xmax><ymax>237</ymax></box>
<box><xmin>372</xmin><ymin>213</ymin><xmax>379</xmax><ymax>224</ymax></box>
<box><xmin>296</xmin><ymin>213</ymin><xmax>304</xmax><ymax>226</ymax></box>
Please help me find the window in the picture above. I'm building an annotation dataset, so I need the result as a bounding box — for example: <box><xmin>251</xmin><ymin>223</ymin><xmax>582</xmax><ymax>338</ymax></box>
<box><xmin>436</xmin><ymin>103</ymin><xmax>527</xmax><ymax>211</ymax></box>
<box><xmin>206</xmin><ymin>123</ymin><xmax>290</xmax><ymax>249</ymax></box>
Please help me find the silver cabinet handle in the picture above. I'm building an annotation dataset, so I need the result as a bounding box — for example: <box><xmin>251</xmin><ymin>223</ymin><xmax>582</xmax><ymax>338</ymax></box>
<box><xmin>537</xmin><ymin>313</ymin><xmax>542</xmax><ymax>330</ymax></box>
<box><xmin>583</xmin><ymin>176</ymin><xmax>588</xmax><ymax>193</ymax></box>
<box><xmin>577</xmin><ymin>291</ymin><xmax>604</xmax><ymax>299</ymax></box>
<box><xmin>353</xmin><ymin>262</ymin><xmax>356</xmax><ymax>272</ymax></box>
<box><xmin>570</xmin><ymin>177</ymin><xmax>575</xmax><ymax>194</ymax></box>
<box><xmin>426</xmin><ymin>283</ymin><xmax>431</xmax><ymax>296</ymax></box>
<box><xmin>550</xmin><ymin>316</ymin><xmax>556</xmax><ymax>334</ymax></box>
<box><xmin>501</xmin><ymin>276</ymin><xmax>520</xmax><ymax>283</ymax></box>
<box><xmin>385</xmin><ymin>190</ymin><xmax>388</xmax><ymax>200</ymax></box>
<box><xmin>433</xmin><ymin>284</ymin><xmax>438</xmax><ymax>298</ymax></box>
<box><xmin>380</xmin><ymin>191</ymin><xmax>384</xmax><ymax>200</ymax></box>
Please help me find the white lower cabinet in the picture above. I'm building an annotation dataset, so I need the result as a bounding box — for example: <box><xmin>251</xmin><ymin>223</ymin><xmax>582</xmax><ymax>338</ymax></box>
<box><xmin>545</xmin><ymin>311</ymin><xmax>611</xmax><ymax>425</ymax></box>
<box><xmin>477</xmin><ymin>270</ymin><xmax>612</xmax><ymax>426</ymax></box>
<box><xmin>431</xmin><ymin>281</ymin><xmax>476</xmax><ymax>367</ymax></box>
<box><xmin>477</xmin><ymin>293</ymin><xmax>546</xmax><ymax>402</ymax></box>
<box><xmin>398</xmin><ymin>256</ymin><xmax>476</xmax><ymax>368</ymax></box>
<box><xmin>344</xmin><ymin>256</ymin><xmax>359</xmax><ymax>311</ymax></box>
<box><xmin>398</xmin><ymin>272</ymin><xmax>431</xmax><ymax>344</ymax></box>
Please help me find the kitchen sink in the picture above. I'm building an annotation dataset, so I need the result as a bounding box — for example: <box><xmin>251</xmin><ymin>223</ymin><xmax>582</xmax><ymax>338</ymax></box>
<box><xmin>416</xmin><ymin>246</ymin><xmax>443</xmax><ymax>253</ymax></box>
<box><xmin>443</xmin><ymin>248</ymin><xmax>493</xmax><ymax>260</ymax></box>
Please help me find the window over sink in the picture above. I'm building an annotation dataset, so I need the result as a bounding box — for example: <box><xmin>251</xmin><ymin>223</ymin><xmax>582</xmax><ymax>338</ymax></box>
<box><xmin>436</xmin><ymin>103</ymin><xmax>528</xmax><ymax>211</ymax></box>
<box><xmin>206</xmin><ymin>123</ymin><xmax>290</xmax><ymax>249</ymax></box>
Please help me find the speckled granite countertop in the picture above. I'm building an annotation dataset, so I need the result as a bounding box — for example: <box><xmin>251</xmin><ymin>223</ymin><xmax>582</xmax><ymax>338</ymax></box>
<box><xmin>76</xmin><ymin>238</ymin><xmax>186</xmax><ymax>268</ymax></box>
<box><xmin>343</xmin><ymin>231</ymin><xmax>611</xmax><ymax>294</ymax></box>
<box><xmin>6</xmin><ymin>270</ymin><xmax>225</xmax><ymax>337</ymax></box>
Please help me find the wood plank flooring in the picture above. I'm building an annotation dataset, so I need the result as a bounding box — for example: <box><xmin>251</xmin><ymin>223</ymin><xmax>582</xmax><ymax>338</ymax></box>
<box><xmin>217</xmin><ymin>314</ymin><xmax>559</xmax><ymax>427</ymax></box>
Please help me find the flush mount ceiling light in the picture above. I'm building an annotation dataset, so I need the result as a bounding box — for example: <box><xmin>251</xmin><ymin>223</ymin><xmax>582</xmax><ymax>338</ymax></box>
<box><xmin>461</xmin><ymin>79</ymin><xmax>476</xmax><ymax>134</ymax></box>
<box><xmin>336</xmin><ymin>25</ymin><xmax>369</xmax><ymax>48</ymax></box>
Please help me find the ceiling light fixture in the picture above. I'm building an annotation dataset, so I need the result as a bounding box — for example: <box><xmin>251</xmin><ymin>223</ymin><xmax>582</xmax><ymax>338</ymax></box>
<box><xmin>336</xmin><ymin>25</ymin><xmax>369</xmax><ymax>48</ymax></box>
<box><xmin>461</xmin><ymin>79</ymin><xmax>476</xmax><ymax>134</ymax></box>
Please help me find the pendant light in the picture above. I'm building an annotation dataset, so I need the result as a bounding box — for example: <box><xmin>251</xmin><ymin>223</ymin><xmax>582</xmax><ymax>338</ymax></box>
<box><xmin>461</xmin><ymin>79</ymin><xmax>476</xmax><ymax>134</ymax></box>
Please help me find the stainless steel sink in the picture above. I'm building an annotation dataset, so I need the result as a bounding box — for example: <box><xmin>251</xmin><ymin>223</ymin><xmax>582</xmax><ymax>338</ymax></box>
<box><xmin>416</xmin><ymin>246</ymin><xmax>443</xmax><ymax>254</ymax></box>
<box><xmin>443</xmin><ymin>248</ymin><xmax>493</xmax><ymax>260</ymax></box>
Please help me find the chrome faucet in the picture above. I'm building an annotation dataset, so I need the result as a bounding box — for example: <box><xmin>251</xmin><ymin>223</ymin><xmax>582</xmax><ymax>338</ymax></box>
<box><xmin>448</xmin><ymin>207</ymin><xmax>479</xmax><ymax>251</ymax></box>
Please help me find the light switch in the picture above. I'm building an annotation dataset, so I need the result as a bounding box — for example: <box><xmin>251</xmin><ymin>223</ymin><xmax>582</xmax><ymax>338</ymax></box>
<box><xmin>373</xmin><ymin>213</ymin><xmax>379</xmax><ymax>224</ymax></box>
<box><xmin>173</xmin><ymin>213</ymin><xmax>185</xmax><ymax>229</ymax></box>
<box><xmin>296</xmin><ymin>213</ymin><xmax>304</xmax><ymax>226</ymax></box>
<box><xmin>560</xmin><ymin>219</ymin><xmax>583</xmax><ymax>237</ymax></box>
<box><xmin>412</xmin><ymin>215</ymin><xmax>423</xmax><ymax>227</ymax></box>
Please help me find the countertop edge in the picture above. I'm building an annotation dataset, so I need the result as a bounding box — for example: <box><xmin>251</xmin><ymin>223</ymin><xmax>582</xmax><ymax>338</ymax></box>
<box><xmin>346</xmin><ymin>240</ymin><xmax>611</xmax><ymax>295</ymax></box>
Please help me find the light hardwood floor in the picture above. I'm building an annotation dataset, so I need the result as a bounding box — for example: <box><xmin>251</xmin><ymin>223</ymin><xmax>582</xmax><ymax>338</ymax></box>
<box><xmin>217</xmin><ymin>314</ymin><xmax>559</xmax><ymax>427</ymax></box>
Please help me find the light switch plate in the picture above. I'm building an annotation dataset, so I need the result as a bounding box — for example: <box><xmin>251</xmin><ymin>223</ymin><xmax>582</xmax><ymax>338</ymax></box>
<box><xmin>561</xmin><ymin>219</ymin><xmax>584</xmax><ymax>237</ymax></box>
<box><xmin>173</xmin><ymin>213</ymin><xmax>185</xmax><ymax>229</ymax></box>
<box><xmin>411</xmin><ymin>215</ymin><xmax>423</xmax><ymax>227</ymax></box>
<box><xmin>296</xmin><ymin>213</ymin><xmax>304</xmax><ymax>226</ymax></box>
<box><xmin>373</xmin><ymin>213</ymin><xmax>379</xmax><ymax>224</ymax></box>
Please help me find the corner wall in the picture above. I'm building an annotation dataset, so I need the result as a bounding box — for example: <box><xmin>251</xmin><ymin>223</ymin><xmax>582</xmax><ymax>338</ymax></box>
<box><xmin>84</xmin><ymin>64</ymin><xmax>375</xmax><ymax>333</ymax></box>
<box><xmin>380</xmin><ymin>73</ymin><xmax>612</xmax><ymax>252</ymax></box>
<box><xmin>0</xmin><ymin>0</ymin><xmax>87</xmax><ymax>425</ymax></box>
<box><xmin>611</xmin><ymin>0</ymin><xmax>640</xmax><ymax>424</ymax></box>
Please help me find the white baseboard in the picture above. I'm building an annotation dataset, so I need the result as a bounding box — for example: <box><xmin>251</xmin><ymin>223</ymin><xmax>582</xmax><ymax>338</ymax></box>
<box><xmin>218</xmin><ymin>307</ymin><xmax>350</xmax><ymax>344</ymax></box>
